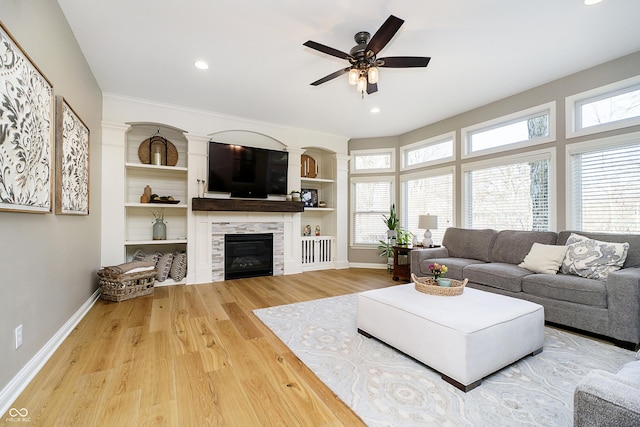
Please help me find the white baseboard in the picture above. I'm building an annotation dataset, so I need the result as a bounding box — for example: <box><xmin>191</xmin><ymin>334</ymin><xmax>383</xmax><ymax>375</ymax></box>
<box><xmin>349</xmin><ymin>262</ymin><xmax>389</xmax><ymax>269</ymax></box>
<box><xmin>0</xmin><ymin>289</ymin><xmax>100</xmax><ymax>417</ymax></box>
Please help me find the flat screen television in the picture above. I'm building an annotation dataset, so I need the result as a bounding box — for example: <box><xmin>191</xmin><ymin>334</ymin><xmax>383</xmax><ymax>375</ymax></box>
<box><xmin>207</xmin><ymin>142</ymin><xmax>289</xmax><ymax>198</ymax></box>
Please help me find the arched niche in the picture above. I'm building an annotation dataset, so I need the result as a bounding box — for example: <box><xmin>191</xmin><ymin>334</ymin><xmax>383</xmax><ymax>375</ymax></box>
<box><xmin>208</xmin><ymin>130</ymin><xmax>287</xmax><ymax>151</ymax></box>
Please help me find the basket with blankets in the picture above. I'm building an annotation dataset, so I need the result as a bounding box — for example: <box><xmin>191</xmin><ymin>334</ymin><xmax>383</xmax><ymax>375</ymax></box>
<box><xmin>97</xmin><ymin>261</ymin><xmax>157</xmax><ymax>302</ymax></box>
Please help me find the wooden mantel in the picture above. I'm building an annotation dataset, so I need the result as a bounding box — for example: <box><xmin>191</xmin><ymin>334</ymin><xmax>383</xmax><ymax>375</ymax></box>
<box><xmin>192</xmin><ymin>198</ymin><xmax>305</xmax><ymax>213</ymax></box>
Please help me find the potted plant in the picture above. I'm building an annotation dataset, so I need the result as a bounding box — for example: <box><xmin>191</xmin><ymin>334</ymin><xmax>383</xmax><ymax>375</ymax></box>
<box><xmin>290</xmin><ymin>190</ymin><xmax>301</xmax><ymax>201</ymax></box>
<box><xmin>397</xmin><ymin>228</ymin><xmax>413</xmax><ymax>246</ymax></box>
<box><xmin>383</xmin><ymin>203</ymin><xmax>399</xmax><ymax>241</ymax></box>
<box><xmin>380</xmin><ymin>204</ymin><xmax>400</xmax><ymax>270</ymax></box>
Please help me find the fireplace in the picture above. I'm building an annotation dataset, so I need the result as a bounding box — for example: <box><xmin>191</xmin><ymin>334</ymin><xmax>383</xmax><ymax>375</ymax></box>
<box><xmin>224</xmin><ymin>233</ymin><xmax>273</xmax><ymax>280</ymax></box>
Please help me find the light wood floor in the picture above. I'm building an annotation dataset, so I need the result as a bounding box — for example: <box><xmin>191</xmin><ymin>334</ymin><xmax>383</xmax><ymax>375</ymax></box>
<box><xmin>4</xmin><ymin>268</ymin><xmax>399</xmax><ymax>426</ymax></box>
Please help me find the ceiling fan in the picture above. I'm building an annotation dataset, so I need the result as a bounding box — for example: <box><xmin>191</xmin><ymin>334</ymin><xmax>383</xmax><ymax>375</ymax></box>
<box><xmin>303</xmin><ymin>15</ymin><xmax>431</xmax><ymax>96</ymax></box>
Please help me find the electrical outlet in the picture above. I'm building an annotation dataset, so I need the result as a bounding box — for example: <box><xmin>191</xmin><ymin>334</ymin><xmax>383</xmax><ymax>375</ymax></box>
<box><xmin>15</xmin><ymin>324</ymin><xmax>23</xmax><ymax>349</ymax></box>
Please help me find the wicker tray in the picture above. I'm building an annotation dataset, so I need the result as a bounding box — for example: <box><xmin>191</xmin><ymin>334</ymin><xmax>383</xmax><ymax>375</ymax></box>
<box><xmin>411</xmin><ymin>273</ymin><xmax>468</xmax><ymax>296</ymax></box>
<box><xmin>97</xmin><ymin>269</ymin><xmax>157</xmax><ymax>302</ymax></box>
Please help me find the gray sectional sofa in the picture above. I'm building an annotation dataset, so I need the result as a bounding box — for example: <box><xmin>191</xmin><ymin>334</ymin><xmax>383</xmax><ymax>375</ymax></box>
<box><xmin>574</xmin><ymin>356</ymin><xmax>640</xmax><ymax>426</ymax></box>
<box><xmin>410</xmin><ymin>228</ymin><xmax>640</xmax><ymax>347</ymax></box>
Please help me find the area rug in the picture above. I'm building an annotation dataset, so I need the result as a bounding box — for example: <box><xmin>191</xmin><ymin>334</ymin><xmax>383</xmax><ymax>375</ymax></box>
<box><xmin>254</xmin><ymin>293</ymin><xmax>636</xmax><ymax>427</ymax></box>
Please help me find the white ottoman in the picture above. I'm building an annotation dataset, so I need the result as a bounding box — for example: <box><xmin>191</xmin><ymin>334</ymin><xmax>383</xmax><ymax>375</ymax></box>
<box><xmin>357</xmin><ymin>284</ymin><xmax>544</xmax><ymax>391</ymax></box>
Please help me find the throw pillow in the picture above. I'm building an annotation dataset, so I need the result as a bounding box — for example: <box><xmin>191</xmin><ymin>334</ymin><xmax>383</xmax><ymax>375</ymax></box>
<box><xmin>560</xmin><ymin>233</ymin><xmax>629</xmax><ymax>280</ymax></box>
<box><xmin>156</xmin><ymin>252</ymin><xmax>174</xmax><ymax>282</ymax></box>
<box><xmin>170</xmin><ymin>252</ymin><xmax>187</xmax><ymax>281</ymax></box>
<box><xmin>519</xmin><ymin>243</ymin><xmax>568</xmax><ymax>274</ymax></box>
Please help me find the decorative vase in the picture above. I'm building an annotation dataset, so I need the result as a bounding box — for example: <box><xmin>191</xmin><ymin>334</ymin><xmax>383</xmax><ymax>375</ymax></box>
<box><xmin>153</xmin><ymin>218</ymin><xmax>167</xmax><ymax>240</ymax></box>
<box><xmin>437</xmin><ymin>278</ymin><xmax>451</xmax><ymax>287</ymax></box>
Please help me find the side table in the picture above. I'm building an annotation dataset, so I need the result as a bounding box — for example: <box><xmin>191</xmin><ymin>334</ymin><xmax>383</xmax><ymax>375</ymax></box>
<box><xmin>392</xmin><ymin>245</ymin><xmax>413</xmax><ymax>281</ymax></box>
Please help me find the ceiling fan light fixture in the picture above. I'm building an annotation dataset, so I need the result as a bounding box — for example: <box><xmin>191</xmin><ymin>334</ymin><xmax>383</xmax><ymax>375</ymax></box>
<box><xmin>356</xmin><ymin>75</ymin><xmax>367</xmax><ymax>93</ymax></box>
<box><xmin>348</xmin><ymin>68</ymin><xmax>359</xmax><ymax>85</ymax></box>
<box><xmin>368</xmin><ymin>66</ymin><xmax>379</xmax><ymax>84</ymax></box>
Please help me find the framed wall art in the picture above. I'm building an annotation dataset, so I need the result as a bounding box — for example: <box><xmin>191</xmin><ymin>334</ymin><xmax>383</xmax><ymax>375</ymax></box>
<box><xmin>55</xmin><ymin>96</ymin><xmax>90</xmax><ymax>215</ymax></box>
<box><xmin>301</xmin><ymin>188</ymin><xmax>318</xmax><ymax>208</ymax></box>
<box><xmin>0</xmin><ymin>21</ymin><xmax>54</xmax><ymax>213</ymax></box>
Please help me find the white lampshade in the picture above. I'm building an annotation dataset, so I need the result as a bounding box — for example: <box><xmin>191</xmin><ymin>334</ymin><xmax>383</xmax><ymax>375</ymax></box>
<box><xmin>418</xmin><ymin>215</ymin><xmax>438</xmax><ymax>230</ymax></box>
<box><xmin>418</xmin><ymin>214</ymin><xmax>438</xmax><ymax>247</ymax></box>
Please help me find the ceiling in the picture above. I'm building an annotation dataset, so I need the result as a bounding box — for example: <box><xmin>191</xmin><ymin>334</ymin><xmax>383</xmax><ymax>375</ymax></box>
<box><xmin>57</xmin><ymin>0</ymin><xmax>640</xmax><ymax>139</ymax></box>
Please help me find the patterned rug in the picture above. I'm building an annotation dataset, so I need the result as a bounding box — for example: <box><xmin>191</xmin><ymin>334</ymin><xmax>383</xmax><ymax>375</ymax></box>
<box><xmin>254</xmin><ymin>293</ymin><xmax>635</xmax><ymax>427</ymax></box>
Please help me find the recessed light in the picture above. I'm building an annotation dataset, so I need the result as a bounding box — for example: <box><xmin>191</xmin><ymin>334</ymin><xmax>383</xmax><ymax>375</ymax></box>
<box><xmin>584</xmin><ymin>0</ymin><xmax>602</xmax><ymax>5</ymax></box>
<box><xmin>194</xmin><ymin>60</ymin><xmax>209</xmax><ymax>70</ymax></box>
<box><xmin>370</xmin><ymin>107</ymin><xmax>380</xmax><ymax>114</ymax></box>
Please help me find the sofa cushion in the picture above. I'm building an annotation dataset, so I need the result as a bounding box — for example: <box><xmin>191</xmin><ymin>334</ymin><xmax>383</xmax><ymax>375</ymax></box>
<box><xmin>522</xmin><ymin>273</ymin><xmax>607</xmax><ymax>308</ymax></box>
<box><xmin>418</xmin><ymin>257</ymin><xmax>485</xmax><ymax>280</ymax></box>
<box><xmin>441</xmin><ymin>227</ymin><xmax>498</xmax><ymax>262</ymax></box>
<box><xmin>463</xmin><ymin>263</ymin><xmax>531</xmax><ymax>293</ymax></box>
<box><xmin>491</xmin><ymin>230</ymin><xmax>558</xmax><ymax>265</ymax></box>
<box><xmin>519</xmin><ymin>243</ymin><xmax>568</xmax><ymax>274</ymax></box>
<box><xmin>561</xmin><ymin>233</ymin><xmax>629</xmax><ymax>280</ymax></box>
<box><xmin>558</xmin><ymin>230</ymin><xmax>640</xmax><ymax>268</ymax></box>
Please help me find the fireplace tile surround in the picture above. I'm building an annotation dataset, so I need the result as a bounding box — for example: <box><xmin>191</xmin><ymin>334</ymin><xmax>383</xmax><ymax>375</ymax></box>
<box><xmin>211</xmin><ymin>222</ymin><xmax>284</xmax><ymax>282</ymax></box>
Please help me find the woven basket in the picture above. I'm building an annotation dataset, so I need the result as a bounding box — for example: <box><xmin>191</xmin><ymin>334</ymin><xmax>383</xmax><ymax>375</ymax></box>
<box><xmin>411</xmin><ymin>273</ymin><xmax>468</xmax><ymax>296</ymax></box>
<box><xmin>97</xmin><ymin>269</ymin><xmax>157</xmax><ymax>302</ymax></box>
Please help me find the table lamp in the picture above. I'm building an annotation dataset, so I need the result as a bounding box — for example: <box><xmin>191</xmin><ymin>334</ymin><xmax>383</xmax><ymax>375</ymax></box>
<box><xmin>418</xmin><ymin>214</ymin><xmax>438</xmax><ymax>247</ymax></box>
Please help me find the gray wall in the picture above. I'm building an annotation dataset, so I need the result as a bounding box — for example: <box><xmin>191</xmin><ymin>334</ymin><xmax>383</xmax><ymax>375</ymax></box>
<box><xmin>349</xmin><ymin>51</ymin><xmax>640</xmax><ymax>265</ymax></box>
<box><xmin>1</xmin><ymin>1</ymin><xmax>102</xmax><ymax>392</ymax></box>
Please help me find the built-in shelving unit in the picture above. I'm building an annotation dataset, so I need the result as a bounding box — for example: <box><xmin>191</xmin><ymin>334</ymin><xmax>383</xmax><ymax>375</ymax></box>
<box><xmin>300</xmin><ymin>149</ymin><xmax>337</xmax><ymax>270</ymax></box>
<box><xmin>123</xmin><ymin>123</ymin><xmax>189</xmax><ymax>285</ymax></box>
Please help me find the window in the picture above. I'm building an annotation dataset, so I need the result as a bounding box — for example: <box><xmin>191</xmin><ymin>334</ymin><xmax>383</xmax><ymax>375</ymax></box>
<box><xmin>567</xmin><ymin>75</ymin><xmax>640</xmax><ymax>138</ymax></box>
<box><xmin>350</xmin><ymin>148</ymin><xmax>395</xmax><ymax>173</ymax></box>
<box><xmin>462</xmin><ymin>102</ymin><xmax>555</xmax><ymax>158</ymax></box>
<box><xmin>401</xmin><ymin>132</ymin><xmax>454</xmax><ymax>170</ymax></box>
<box><xmin>567</xmin><ymin>132</ymin><xmax>640</xmax><ymax>233</ymax></box>
<box><xmin>463</xmin><ymin>150</ymin><xmax>554</xmax><ymax>231</ymax></box>
<box><xmin>351</xmin><ymin>176</ymin><xmax>394</xmax><ymax>245</ymax></box>
<box><xmin>401</xmin><ymin>168</ymin><xmax>454</xmax><ymax>244</ymax></box>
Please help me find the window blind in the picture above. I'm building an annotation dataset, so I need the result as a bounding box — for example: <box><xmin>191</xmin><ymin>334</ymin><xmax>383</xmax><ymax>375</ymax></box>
<box><xmin>352</xmin><ymin>180</ymin><xmax>392</xmax><ymax>244</ymax></box>
<box><xmin>464</xmin><ymin>159</ymin><xmax>550</xmax><ymax>230</ymax></box>
<box><xmin>570</xmin><ymin>142</ymin><xmax>640</xmax><ymax>232</ymax></box>
<box><xmin>402</xmin><ymin>173</ymin><xmax>453</xmax><ymax>244</ymax></box>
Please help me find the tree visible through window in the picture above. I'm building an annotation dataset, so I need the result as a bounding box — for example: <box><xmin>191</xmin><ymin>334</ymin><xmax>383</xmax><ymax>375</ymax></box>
<box><xmin>464</xmin><ymin>158</ymin><xmax>550</xmax><ymax>231</ymax></box>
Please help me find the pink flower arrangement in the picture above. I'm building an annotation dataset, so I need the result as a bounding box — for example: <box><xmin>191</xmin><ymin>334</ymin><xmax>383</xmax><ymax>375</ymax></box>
<box><xmin>429</xmin><ymin>262</ymin><xmax>448</xmax><ymax>279</ymax></box>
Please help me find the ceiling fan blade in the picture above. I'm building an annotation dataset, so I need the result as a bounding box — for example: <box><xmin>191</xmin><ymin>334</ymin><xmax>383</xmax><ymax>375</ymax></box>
<box><xmin>378</xmin><ymin>56</ymin><xmax>431</xmax><ymax>68</ymax></box>
<box><xmin>366</xmin><ymin>15</ymin><xmax>404</xmax><ymax>56</ymax></box>
<box><xmin>303</xmin><ymin>40</ymin><xmax>353</xmax><ymax>61</ymax></box>
<box><xmin>367</xmin><ymin>81</ymin><xmax>378</xmax><ymax>95</ymax></box>
<box><xmin>310</xmin><ymin>67</ymin><xmax>351</xmax><ymax>86</ymax></box>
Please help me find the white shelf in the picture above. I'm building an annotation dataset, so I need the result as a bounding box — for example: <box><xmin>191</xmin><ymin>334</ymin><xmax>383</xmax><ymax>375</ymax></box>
<box><xmin>301</xmin><ymin>177</ymin><xmax>334</xmax><ymax>184</ymax></box>
<box><xmin>125</xmin><ymin>239</ymin><xmax>188</xmax><ymax>246</ymax></box>
<box><xmin>155</xmin><ymin>277</ymin><xmax>186</xmax><ymax>287</ymax></box>
<box><xmin>125</xmin><ymin>162</ymin><xmax>188</xmax><ymax>173</ymax></box>
<box><xmin>126</xmin><ymin>203</ymin><xmax>188</xmax><ymax>209</ymax></box>
<box><xmin>304</xmin><ymin>207</ymin><xmax>335</xmax><ymax>212</ymax></box>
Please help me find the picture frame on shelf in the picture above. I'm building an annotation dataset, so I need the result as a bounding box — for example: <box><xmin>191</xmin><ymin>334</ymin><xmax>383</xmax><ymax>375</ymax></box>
<box><xmin>301</xmin><ymin>188</ymin><xmax>318</xmax><ymax>207</ymax></box>
<box><xmin>55</xmin><ymin>96</ymin><xmax>90</xmax><ymax>215</ymax></box>
<box><xmin>0</xmin><ymin>22</ymin><xmax>54</xmax><ymax>214</ymax></box>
